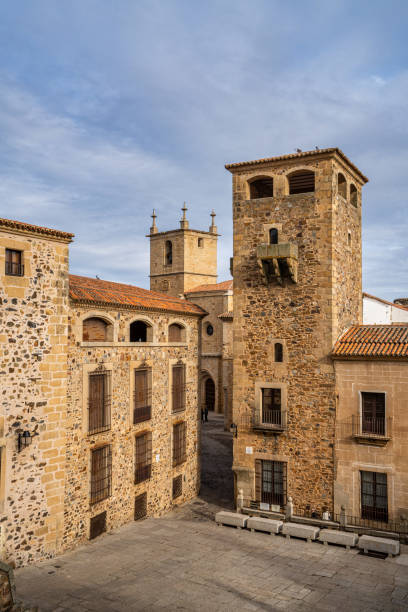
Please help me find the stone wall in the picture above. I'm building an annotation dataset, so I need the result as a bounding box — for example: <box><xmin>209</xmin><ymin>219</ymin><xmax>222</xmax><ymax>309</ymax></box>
<box><xmin>0</xmin><ymin>227</ymin><xmax>70</xmax><ymax>568</ymax></box>
<box><xmin>63</xmin><ymin>305</ymin><xmax>201</xmax><ymax>550</ymax></box>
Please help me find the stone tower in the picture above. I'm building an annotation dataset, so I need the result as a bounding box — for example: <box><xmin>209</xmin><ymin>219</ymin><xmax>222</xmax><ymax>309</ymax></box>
<box><xmin>226</xmin><ymin>148</ymin><xmax>368</xmax><ymax>515</ymax></box>
<box><xmin>148</xmin><ymin>205</ymin><xmax>218</xmax><ymax>297</ymax></box>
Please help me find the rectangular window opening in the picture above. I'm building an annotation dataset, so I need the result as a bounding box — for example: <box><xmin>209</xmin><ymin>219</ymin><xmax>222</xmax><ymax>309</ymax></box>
<box><xmin>256</xmin><ymin>460</ymin><xmax>287</xmax><ymax>510</ymax></box>
<box><xmin>134</xmin><ymin>368</ymin><xmax>152</xmax><ymax>424</ymax></box>
<box><xmin>135</xmin><ymin>432</ymin><xmax>152</xmax><ymax>484</ymax></box>
<box><xmin>90</xmin><ymin>511</ymin><xmax>107</xmax><ymax>539</ymax></box>
<box><xmin>134</xmin><ymin>493</ymin><xmax>147</xmax><ymax>520</ymax></box>
<box><xmin>172</xmin><ymin>364</ymin><xmax>186</xmax><ymax>413</ymax></box>
<box><xmin>88</xmin><ymin>369</ymin><xmax>111</xmax><ymax>434</ymax></box>
<box><xmin>261</xmin><ymin>388</ymin><xmax>282</xmax><ymax>426</ymax></box>
<box><xmin>361</xmin><ymin>392</ymin><xmax>385</xmax><ymax>436</ymax></box>
<box><xmin>173</xmin><ymin>475</ymin><xmax>182</xmax><ymax>499</ymax></box>
<box><xmin>173</xmin><ymin>422</ymin><xmax>186</xmax><ymax>467</ymax></box>
<box><xmin>90</xmin><ymin>445</ymin><xmax>112</xmax><ymax>504</ymax></box>
<box><xmin>361</xmin><ymin>471</ymin><xmax>388</xmax><ymax>522</ymax></box>
<box><xmin>5</xmin><ymin>249</ymin><xmax>24</xmax><ymax>276</ymax></box>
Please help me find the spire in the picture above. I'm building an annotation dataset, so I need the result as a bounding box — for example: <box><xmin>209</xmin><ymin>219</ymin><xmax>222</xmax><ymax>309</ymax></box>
<box><xmin>180</xmin><ymin>202</ymin><xmax>189</xmax><ymax>229</ymax></box>
<box><xmin>209</xmin><ymin>209</ymin><xmax>217</xmax><ymax>234</ymax></box>
<box><xmin>150</xmin><ymin>209</ymin><xmax>158</xmax><ymax>234</ymax></box>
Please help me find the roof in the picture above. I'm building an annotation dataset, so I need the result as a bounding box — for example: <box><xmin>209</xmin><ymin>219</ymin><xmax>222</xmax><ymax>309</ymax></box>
<box><xmin>225</xmin><ymin>147</ymin><xmax>368</xmax><ymax>184</ymax></box>
<box><xmin>69</xmin><ymin>275</ymin><xmax>205</xmax><ymax>316</ymax></box>
<box><xmin>332</xmin><ymin>325</ymin><xmax>408</xmax><ymax>359</ymax></box>
<box><xmin>0</xmin><ymin>217</ymin><xmax>74</xmax><ymax>241</ymax></box>
<box><xmin>363</xmin><ymin>292</ymin><xmax>408</xmax><ymax>312</ymax></box>
<box><xmin>218</xmin><ymin>311</ymin><xmax>233</xmax><ymax>320</ymax></box>
<box><xmin>185</xmin><ymin>280</ymin><xmax>233</xmax><ymax>294</ymax></box>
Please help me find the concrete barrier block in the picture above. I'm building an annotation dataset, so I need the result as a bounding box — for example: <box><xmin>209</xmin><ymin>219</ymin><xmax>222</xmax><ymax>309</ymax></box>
<box><xmin>358</xmin><ymin>535</ymin><xmax>400</xmax><ymax>557</ymax></box>
<box><xmin>282</xmin><ymin>522</ymin><xmax>320</xmax><ymax>542</ymax></box>
<box><xmin>215</xmin><ymin>511</ymin><xmax>247</xmax><ymax>529</ymax></box>
<box><xmin>247</xmin><ymin>517</ymin><xmax>283</xmax><ymax>534</ymax></box>
<box><xmin>319</xmin><ymin>529</ymin><xmax>358</xmax><ymax>549</ymax></box>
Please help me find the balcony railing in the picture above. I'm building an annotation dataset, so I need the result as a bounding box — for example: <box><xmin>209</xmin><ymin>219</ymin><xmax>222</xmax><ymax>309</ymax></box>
<box><xmin>352</xmin><ymin>415</ymin><xmax>392</xmax><ymax>442</ymax></box>
<box><xmin>253</xmin><ymin>410</ymin><xmax>287</xmax><ymax>432</ymax></box>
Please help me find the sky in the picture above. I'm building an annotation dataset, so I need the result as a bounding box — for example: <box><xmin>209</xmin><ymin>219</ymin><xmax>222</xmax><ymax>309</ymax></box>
<box><xmin>0</xmin><ymin>0</ymin><xmax>407</xmax><ymax>300</ymax></box>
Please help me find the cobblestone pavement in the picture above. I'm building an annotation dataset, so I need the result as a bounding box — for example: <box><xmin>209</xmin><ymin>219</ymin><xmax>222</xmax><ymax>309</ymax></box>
<box><xmin>15</xmin><ymin>415</ymin><xmax>408</xmax><ymax>611</ymax></box>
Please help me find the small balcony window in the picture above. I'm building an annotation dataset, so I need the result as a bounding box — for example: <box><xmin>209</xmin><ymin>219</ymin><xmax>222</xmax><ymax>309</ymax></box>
<box><xmin>362</xmin><ymin>392</ymin><xmax>385</xmax><ymax>436</ymax></box>
<box><xmin>5</xmin><ymin>249</ymin><xmax>24</xmax><ymax>276</ymax></box>
<box><xmin>261</xmin><ymin>388</ymin><xmax>282</xmax><ymax>426</ymax></box>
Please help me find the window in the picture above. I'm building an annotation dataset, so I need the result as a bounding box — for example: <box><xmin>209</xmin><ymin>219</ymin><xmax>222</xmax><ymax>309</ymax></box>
<box><xmin>130</xmin><ymin>320</ymin><xmax>152</xmax><ymax>342</ymax></box>
<box><xmin>255</xmin><ymin>460</ymin><xmax>287</xmax><ymax>509</ymax></box>
<box><xmin>288</xmin><ymin>170</ymin><xmax>315</xmax><ymax>194</ymax></box>
<box><xmin>261</xmin><ymin>388</ymin><xmax>282</xmax><ymax>426</ymax></box>
<box><xmin>168</xmin><ymin>323</ymin><xmax>185</xmax><ymax>342</ymax></box>
<box><xmin>206</xmin><ymin>323</ymin><xmax>214</xmax><ymax>336</ymax></box>
<box><xmin>249</xmin><ymin>177</ymin><xmax>274</xmax><ymax>199</ymax></box>
<box><xmin>172</xmin><ymin>364</ymin><xmax>186</xmax><ymax>413</ymax></box>
<box><xmin>90</xmin><ymin>445</ymin><xmax>112</xmax><ymax>504</ymax></box>
<box><xmin>198</xmin><ymin>238</ymin><xmax>204</xmax><ymax>248</ymax></box>
<box><xmin>83</xmin><ymin>317</ymin><xmax>113</xmax><ymax>342</ymax></box>
<box><xmin>274</xmin><ymin>342</ymin><xmax>283</xmax><ymax>362</ymax></box>
<box><xmin>88</xmin><ymin>367</ymin><xmax>111</xmax><ymax>434</ymax></box>
<box><xmin>165</xmin><ymin>240</ymin><xmax>173</xmax><ymax>265</ymax></box>
<box><xmin>134</xmin><ymin>493</ymin><xmax>147</xmax><ymax>520</ymax></box>
<box><xmin>173</xmin><ymin>422</ymin><xmax>186</xmax><ymax>466</ymax></box>
<box><xmin>338</xmin><ymin>173</ymin><xmax>347</xmax><ymax>198</ymax></box>
<box><xmin>5</xmin><ymin>249</ymin><xmax>24</xmax><ymax>276</ymax></box>
<box><xmin>134</xmin><ymin>368</ymin><xmax>152</xmax><ymax>424</ymax></box>
<box><xmin>350</xmin><ymin>184</ymin><xmax>357</xmax><ymax>207</ymax></box>
<box><xmin>134</xmin><ymin>432</ymin><xmax>152</xmax><ymax>484</ymax></box>
<box><xmin>90</xmin><ymin>511</ymin><xmax>107</xmax><ymax>539</ymax></box>
<box><xmin>269</xmin><ymin>228</ymin><xmax>278</xmax><ymax>245</ymax></box>
<box><xmin>361</xmin><ymin>392</ymin><xmax>385</xmax><ymax>436</ymax></box>
<box><xmin>347</xmin><ymin>231</ymin><xmax>351</xmax><ymax>247</ymax></box>
<box><xmin>361</xmin><ymin>471</ymin><xmax>388</xmax><ymax>522</ymax></box>
<box><xmin>173</xmin><ymin>475</ymin><xmax>182</xmax><ymax>499</ymax></box>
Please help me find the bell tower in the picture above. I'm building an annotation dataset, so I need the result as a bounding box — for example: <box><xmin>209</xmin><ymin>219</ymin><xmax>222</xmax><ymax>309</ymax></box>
<box><xmin>148</xmin><ymin>205</ymin><xmax>218</xmax><ymax>297</ymax></box>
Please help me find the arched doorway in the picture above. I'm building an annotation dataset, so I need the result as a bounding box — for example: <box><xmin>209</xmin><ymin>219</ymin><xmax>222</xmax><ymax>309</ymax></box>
<box><xmin>205</xmin><ymin>377</ymin><xmax>215</xmax><ymax>412</ymax></box>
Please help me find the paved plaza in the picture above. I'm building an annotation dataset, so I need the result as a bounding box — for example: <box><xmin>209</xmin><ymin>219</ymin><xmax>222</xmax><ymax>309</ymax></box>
<box><xmin>15</xmin><ymin>416</ymin><xmax>408</xmax><ymax>611</ymax></box>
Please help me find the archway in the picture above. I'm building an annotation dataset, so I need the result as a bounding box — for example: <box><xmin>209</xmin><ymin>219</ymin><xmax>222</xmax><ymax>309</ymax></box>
<box><xmin>205</xmin><ymin>377</ymin><xmax>215</xmax><ymax>412</ymax></box>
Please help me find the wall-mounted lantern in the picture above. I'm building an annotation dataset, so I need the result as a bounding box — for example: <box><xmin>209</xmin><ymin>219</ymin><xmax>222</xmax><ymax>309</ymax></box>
<box><xmin>17</xmin><ymin>430</ymin><xmax>35</xmax><ymax>452</ymax></box>
<box><xmin>230</xmin><ymin>423</ymin><xmax>238</xmax><ymax>438</ymax></box>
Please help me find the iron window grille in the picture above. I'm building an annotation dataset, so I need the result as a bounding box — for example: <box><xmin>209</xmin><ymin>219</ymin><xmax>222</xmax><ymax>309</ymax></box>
<box><xmin>134</xmin><ymin>492</ymin><xmax>147</xmax><ymax>521</ymax></box>
<box><xmin>88</xmin><ymin>366</ymin><xmax>111</xmax><ymax>434</ymax></box>
<box><xmin>172</xmin><ymin>364</ymin><xmax>186</xmax><ymax>413</ymax></box>
<box><xmin>361</xmin><ymin>392</ymin><xmax>386</xmax><ymax>436</ymax></box>
<box><xmin>261</xmin><ymin>388</ymin><xmax>282</xmax><ymax>426</ymax></box>
<box><xmin>90</xmin><ymin>511</ymin><xmax>107</xmax><ymax>539</ymax></box>
<box><xmin>256</xmin><ymin>459</ymin><xmax>287</xmax><ymax>509</ymax></box>
<box><xmin>5</xmin><ymin>249</ymin><xmax>24</xmax><ymax>276</ymax></box>
<box><xmin>361</xmin><ymin>471</ymin><xmax>388</xmax><ymax>522</ymax></box>
<box><xmin>134</xmin><ymin>368</ymin><xmax>152</xmax><ymax>424</ymax></box>
<box><xmin>173</xmin><ymin>422</ymin><xmax>186</xmax><ymax>467</ymax></box>
<box><xmin>90</xmin><ymin>445</ymin><xmax>112</xmax><ymax>505</ymax></box>
<box><xmin>173</xmin><ymin>475</ymin><xmax>182</xmax><ymax>499</ymax></box>
<box><xmin>134</xmin><ymin>432</ymin><xmax>152</xmax><ymax>484</ymax></box>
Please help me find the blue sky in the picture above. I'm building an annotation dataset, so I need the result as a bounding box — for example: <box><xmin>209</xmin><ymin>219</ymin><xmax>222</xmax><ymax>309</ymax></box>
<box><xmin>0</xmin><ymin>0</ymin><xmax>407</xmax><ymax>300</ymax></box>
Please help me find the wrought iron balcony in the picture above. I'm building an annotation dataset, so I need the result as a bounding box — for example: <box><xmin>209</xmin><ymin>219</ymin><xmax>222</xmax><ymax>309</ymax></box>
<box><xmin>253</xmin><ymin>409</ymin><xmax>287</xmax><ymax>433</ymax></box>
<box><xmin>351</xmin><ymin>415</ymin><xmax>392</xmax><ymax>444</ymax></box>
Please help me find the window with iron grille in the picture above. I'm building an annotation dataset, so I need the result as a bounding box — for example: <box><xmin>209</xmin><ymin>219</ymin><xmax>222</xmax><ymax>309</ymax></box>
<box><xmin>90</xmin><ymin>511</ymin><xmax>106</xmax><ymax>539</ymax></box>
<box><xmin>90</xmin><ymin>445</ymin><xmax>112</xmax><ymax>504</ymax></box>
<box><xmin>173</xmin><ymin>422</ymin><xmax>186</xmax><ymax>467</ymax></box>
<box><xmin>261</xmin><ymin>388</ymin><xmax>282</xmax><ymax>426</ymax></box>
<box><xmin>173</xmin><ymin>474</ymin><xmax>182</xmax><ymax>499</ymax></box>
<box><xmin>134</xmin><ymin>432</ymin><xmax>152</xmax><ymax>484</ymax></box>
<box><xmin>5</xmin><ymin>249</ymin><xmax>24</xmax><ymax>276</ymax></box>
<box><xmin>88</xmin><ymin>367</ymin><xmax>111</xmax><ymax>434</ymax></box>
<box><xmin>134</xmin><ymin>368</ymin><xmax>152</xmax><ymax>424</ymax></box>
<box><xmin>361</xmin><ymin>471</ymin><xmax>388</xmax><ymax>522</ymax></box>
<box><xmin>255</xmin><ymin>460</ymin><xmax>287</xmax><ymax>509</ymax></box>
<box><xmin>361</xmin><ymin>392</ymin><xmax>385</xmax><ymax>436</ymax></box>
<box><xmin>172</xmin><ymin>364</ymin><xmax>186</xmax><ymax>413</ymax></box>
<box><xmin>134</xmin><ymin>493</ymin><xmax>147</xmax><ymax>520</ymax></box>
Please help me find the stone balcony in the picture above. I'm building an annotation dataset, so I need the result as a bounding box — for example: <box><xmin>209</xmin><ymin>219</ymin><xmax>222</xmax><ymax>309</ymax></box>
<box><xmin>256</xmin><ymin>243</ymin><xmax>298</xmax><ymax>285</ymax></box>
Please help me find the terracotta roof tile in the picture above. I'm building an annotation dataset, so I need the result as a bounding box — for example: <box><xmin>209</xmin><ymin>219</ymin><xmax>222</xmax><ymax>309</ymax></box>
<box><xmin>218</xmin><ymin>311</ymin><xmax>233</xmax><ymax>320</ymax></box>
<box><xmin>332</xmin><ymin>325</ymin><xmax>408</xmax><ymax>358</ymax></box>
<box><xmin>69</xmin><ymin>275</ymin><xmax>205</xmax><ymax>316</ymax></box>
<box><xmin>0</xmin><ymin>217</ymin><xmax>74</xmax><ymax>241</ymax></box>
<box><xmin>186</xmin><ymin>280</ymin><xmax>233</xmax><ymax>294</ymax></box>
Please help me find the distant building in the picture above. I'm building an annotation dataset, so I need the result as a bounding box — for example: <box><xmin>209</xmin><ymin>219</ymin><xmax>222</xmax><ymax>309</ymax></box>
<box><xmin>363</xmin><ymin>292</ymin><xmax>408</xmax><ymax>324</ymax></box>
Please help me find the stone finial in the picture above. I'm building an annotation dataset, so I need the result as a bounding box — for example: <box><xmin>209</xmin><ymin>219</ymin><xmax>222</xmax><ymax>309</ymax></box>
<box><xmin>180</xmin><ymin>202</ymin><xmax>189</xmax><ymax>229</ymax></box>
<box><xmin>285</xmin><ymin>495</ymin><xmax>294</xmax><ymax>520</ymax></box>
<box><xmin>150</xmin><ymin>209</ymin><xmax>158</xmax><ymax>234</ymax></box>
<box><xmin>237</xmin><ymin>488</ymin><xmax>244</xmax><ymax>513</ymax></box>
<box><xmin>209</xmin><ymin>209</ymin><xmax>217</xmax><ymax>234</ymax></box>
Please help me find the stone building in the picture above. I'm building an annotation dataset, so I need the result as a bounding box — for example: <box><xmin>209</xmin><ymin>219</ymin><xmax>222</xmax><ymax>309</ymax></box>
<box><xmin>226</xmin><ymin>147</ymin><xmax>368</xmax><ymax>515</ymax></box>
<box><xmin>0</xmin><ymin>217</ymin><xmax>205</xmax><ymax>567</ymax></box>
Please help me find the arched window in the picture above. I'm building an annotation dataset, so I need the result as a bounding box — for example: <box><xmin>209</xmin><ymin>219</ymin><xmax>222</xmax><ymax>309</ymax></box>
<box><xmin>350</xmin><ymin>184</ymin><xmax>357</xmax><ymax>207</ymax></box>
<box><xmin>274</xmin><ymin>342</ymin><xmax>283</xmax><ymax>363</ymax></box>
<box><xmin>83</xmin><ymin>317</ymin><xmax>113</xmax><ymax>342</ymax></box>
<box><xmin>269</xmin><ymin>228</ymin><xmax>278</xmax><ymax>245</ymax></box>
<box><xmin>165</xmin><ymin>240</ymin><xmax>173</xmax><ymax>265</ymax></box>
<box><xmin>249</xmin><ymin>177</ymin><xmax>274</xmax><ymax>199</ymax></box>
<box><xmin>168</xmin><ymin>323</ymin><xmax>185</xmax><ymax>342</ymax></box>
<box><xmin>288</xmin><ymin>170</ymin><xmax>315</xmax><ymax>195</ymax></box>
<box><xmin>337</xmin><ymin>173</ymin><xmax>347</xmax><ymax>198</ymax></box>
<box><xmin>130</xmin><ymin>320</ymin><xmax>153</xmax><ymax>342</ymax></box>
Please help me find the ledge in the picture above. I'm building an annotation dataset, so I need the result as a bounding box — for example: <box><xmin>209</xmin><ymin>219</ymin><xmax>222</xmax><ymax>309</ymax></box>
<box><xmin>80</xmin><ymin>342</ymin><xmax>188</xmax><ymax>348</ymax></box>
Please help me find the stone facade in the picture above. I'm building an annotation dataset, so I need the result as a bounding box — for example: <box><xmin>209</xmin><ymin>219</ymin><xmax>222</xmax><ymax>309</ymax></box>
<box><xmin>226</xmin><ymin>148</ymin><xmax>367</xmax><ymax>515</ymax></box>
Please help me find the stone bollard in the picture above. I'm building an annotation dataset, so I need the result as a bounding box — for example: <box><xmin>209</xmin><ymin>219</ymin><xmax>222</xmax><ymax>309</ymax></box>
<box><xmin>237</xmin><ymin>489</ymin><xmax>244</xmax><ymax>513</ymax></box>
<box><xmin>285</xmin><ymin>496</ymin><xmax>293</xmax><ymax>521</ymax></box>
<box><xmin>340</xmin><ymin>505</ymin><xmax>346</xmax><ymax>529</ymax></box>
